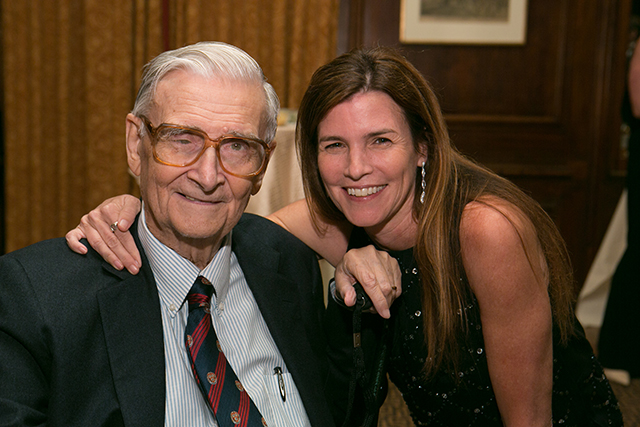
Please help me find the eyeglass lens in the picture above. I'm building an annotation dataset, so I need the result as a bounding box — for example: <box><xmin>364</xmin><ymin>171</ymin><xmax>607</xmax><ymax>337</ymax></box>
<box><xmin>154</xmin><ymin>126</ymin><xmax>266</xmax><ymax>175</ymax></box>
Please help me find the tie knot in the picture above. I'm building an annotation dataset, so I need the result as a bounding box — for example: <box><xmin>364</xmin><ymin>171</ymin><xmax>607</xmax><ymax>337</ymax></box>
<box><xmin>187</xmin><ymin>276</ymin><xmax>215</xmax><ymax>308</ymax></box>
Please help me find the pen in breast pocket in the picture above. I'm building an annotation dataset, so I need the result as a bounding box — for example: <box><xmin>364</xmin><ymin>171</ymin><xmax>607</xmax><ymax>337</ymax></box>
<box><xmin>274</xmin><ymin>366</ymin><xmax>286</xmax><ymax>402</ymax></box>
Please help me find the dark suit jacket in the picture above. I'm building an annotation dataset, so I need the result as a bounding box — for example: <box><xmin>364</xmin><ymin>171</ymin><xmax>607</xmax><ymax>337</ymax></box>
<box><xmin>0</xmin><ymin>213</ymin><xmax>335</xmax><ymax>427</ymax></box>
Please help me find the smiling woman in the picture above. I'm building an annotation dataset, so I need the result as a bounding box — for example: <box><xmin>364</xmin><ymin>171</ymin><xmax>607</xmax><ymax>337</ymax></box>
<box><xmin>289</xmin><ymin>46</ymin><xmax>623</xmax><ymax>426</ymax></box>
<box><xmin>316</xmin><ymin>91</ymin><xmax>425</xmax><ymax>247</ymax></box>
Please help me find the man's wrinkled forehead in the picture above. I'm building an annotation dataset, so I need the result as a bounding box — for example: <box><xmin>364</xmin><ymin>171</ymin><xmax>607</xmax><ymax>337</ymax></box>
<box><xmin>151</xmin><ymin>70</ymin><xmax>267</xmax><ymax>127</ymax></box>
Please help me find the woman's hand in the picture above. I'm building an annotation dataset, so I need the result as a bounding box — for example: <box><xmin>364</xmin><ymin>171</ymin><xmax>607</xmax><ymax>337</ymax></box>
<box><xmin>333</xmin><ymin>245</ymin><xmax>402</xmax><ymax>319</ymax></box>
<box><xmin>65</xmin><ymin>195</ymin><xmax>142</xmax><ymax>274</ymax></box>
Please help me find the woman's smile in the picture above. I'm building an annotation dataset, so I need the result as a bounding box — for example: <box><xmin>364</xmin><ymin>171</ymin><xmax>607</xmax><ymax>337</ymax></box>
<box><xmin>346</xmin><ymin>185</ymin><xmax>386</xmax><ymax>197</ymax></box>
<box><xmin>317</xmin><ymin>90</ymin><xmax>426</xmax><ymax>243</ymax></box>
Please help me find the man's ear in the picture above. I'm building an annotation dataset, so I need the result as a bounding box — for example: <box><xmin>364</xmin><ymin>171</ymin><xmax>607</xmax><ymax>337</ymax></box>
<box><xmin>251</xmin><ymin>174</ymin><xmax>265</xmax><ymax>195</ymax></box>
<box><xmin>125</xmin><ymin>113</ymin><xmax>143</xmax><ymax>177</ymax></box>
<box><xmin>251</xmin><ymin>140</ymin><xmax>277</xmax><ymax>195</ymax></box>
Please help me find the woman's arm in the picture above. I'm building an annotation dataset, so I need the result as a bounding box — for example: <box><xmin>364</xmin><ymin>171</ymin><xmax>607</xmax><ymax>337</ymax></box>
<box><xmin>66</xmin><ymin>194</ymin><xmax>142</xmax><ymax>274</ymax></box>
<box><xmin>66</xmin><ymin>195</ymin><xmax>402</xmax><ymax>317</ymax></box>
<box><xmin>269</xmin><ymin>200</ymin><xmax>401</xmax><ymax>318</ymax></box>
<box><xmin>267</xmin><ymin>199</ymin><xmax>350</xmax><ymax>265</ymax></box>
<box><xmin>460</xmin><ymin>200</ymin><xmax>553</xmax><ymax>427</ymax></box>
<box><xmin>65</xmin><ymin>196</ymin><xmax>347</xmax><ymax>272</ymax></box>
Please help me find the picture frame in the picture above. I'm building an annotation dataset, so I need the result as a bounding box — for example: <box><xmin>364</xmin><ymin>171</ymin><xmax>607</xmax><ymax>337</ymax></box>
<box><xmin>400</xmin><ymin>0</ymin><xmax>528</xmax><ymax>45</ymax></box>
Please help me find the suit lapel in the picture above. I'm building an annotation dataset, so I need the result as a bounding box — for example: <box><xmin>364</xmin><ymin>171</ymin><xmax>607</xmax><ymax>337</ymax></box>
<box><xmin>234</xmin><ymin>239</ymin><xmax>300</xmax><ymax>347</ymax></box>
<box><xmin>236</xmin><ymin>243</ymin><xmax>306</xmax><ymax>359</ymax></box>
<box><xmin>97</xmin><ymin>224</ymin><xmax>166</xmax><ymax>427</ymax></box>
<box><xmin>232</xmin><ymin>223</ymin><xmax>334</xmax><ymax>426</ymax></box>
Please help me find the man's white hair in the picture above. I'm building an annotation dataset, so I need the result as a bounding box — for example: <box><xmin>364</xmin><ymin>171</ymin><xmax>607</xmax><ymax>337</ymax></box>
<box><xmin>132</xmin><ymin>41</ymin><xmax>279</xmax><ymax>142</ymax></box>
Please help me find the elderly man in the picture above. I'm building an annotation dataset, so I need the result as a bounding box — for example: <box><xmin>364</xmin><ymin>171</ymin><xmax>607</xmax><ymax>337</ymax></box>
<box><xmin>0</xmin><ymin>42</ymin><xmax>358</xmax><ymax>427</ymax></box>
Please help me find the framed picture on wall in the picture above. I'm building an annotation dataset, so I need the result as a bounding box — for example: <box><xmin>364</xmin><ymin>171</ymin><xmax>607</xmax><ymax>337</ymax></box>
<box><xmin>400</xmin><ymin>0</ymin><xmax>528</xmax><ymax>45</ymax></box>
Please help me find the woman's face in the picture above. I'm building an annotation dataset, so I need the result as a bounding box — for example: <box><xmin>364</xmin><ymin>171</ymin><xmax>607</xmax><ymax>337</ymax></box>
<box><xmin>317</xmin><ymin>90</ymin><xmax>426</xmax><ymax>238</ymax></box>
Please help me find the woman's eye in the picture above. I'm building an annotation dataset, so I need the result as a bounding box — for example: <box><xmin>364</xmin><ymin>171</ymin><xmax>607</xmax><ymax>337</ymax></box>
<box><xmin>374</xmin><ymin>137</ymin><xmax>391</xmax><ymax>145</ymax></box>
<box><xmin>322</xmin><ymin>142</ymin><xmax>345</xmax><ymax>152</ymax></box>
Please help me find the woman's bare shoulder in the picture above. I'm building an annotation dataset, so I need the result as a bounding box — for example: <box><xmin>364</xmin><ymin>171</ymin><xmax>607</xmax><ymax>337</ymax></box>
<box><xmin>460</xmin><ymin>197</ymin><xmax>548</xmax><ymax>297</ymax></box>
<box><xmin>460</xmin><ymin>197</ymin><xmax>536</xmax><ymax>250</ymax></box>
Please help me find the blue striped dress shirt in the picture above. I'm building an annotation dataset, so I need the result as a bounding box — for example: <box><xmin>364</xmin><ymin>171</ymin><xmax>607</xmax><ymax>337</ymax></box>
<box><xmin>137</xmin><ymin>208</ymin><xmax>311</xmax><ymax>427</ymax></box>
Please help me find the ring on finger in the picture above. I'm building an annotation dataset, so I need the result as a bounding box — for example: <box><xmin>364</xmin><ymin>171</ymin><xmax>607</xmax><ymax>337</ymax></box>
<box><xmin>110</xmin><ymin>221</ymin><xmax>119</xmax><ymax>234</ymax></box>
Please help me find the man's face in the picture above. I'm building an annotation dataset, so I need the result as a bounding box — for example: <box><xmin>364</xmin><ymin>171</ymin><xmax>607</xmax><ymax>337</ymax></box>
<box><xmin>126</xmin><ymin>69</ymin><xmax>268</xmax><ymax>261</ymax></box>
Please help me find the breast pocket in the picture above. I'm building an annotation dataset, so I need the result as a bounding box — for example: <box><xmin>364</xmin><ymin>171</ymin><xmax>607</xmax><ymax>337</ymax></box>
<box><xmin>263</xmin><ymin>368</ymin><xmax>311</xmax><ymax>427</ymax></box>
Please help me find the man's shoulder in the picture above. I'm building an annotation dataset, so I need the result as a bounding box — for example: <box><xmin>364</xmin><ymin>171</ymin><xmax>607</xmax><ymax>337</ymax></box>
<box><xmin>6</xmin><ymin>235</ymin><xmax>95</xmax><ymax>258</ymax></box>
<box><xmin>236</xmin><ymin>212</ymin><xmax>278</xmax><ymax>228</ymax></box>
<box><xmin>236</xmin><ymin>213</ymin><xmax>303</xmax><ymax>241</ymax></box>
<box><xmin>1</xmin><ymin>236</ymin><xmax>123</xmax><ymax>284</ymax></box>
<box><xmin>4</xmin><ymin>236</ymin><xmax>88</xmax><ymax>263</ymax></box>
<box><xmin>233</xmin><ymin>213</ymin><xmax>317</xmax><ymax>262</ymax></box>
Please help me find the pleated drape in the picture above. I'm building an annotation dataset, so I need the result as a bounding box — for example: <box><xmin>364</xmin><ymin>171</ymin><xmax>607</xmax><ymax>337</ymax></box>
<box><xmin>167</xmin><ymin>0</ymin><xmax>339</xmax><ymax>109</ymax></box>
<box><xmin>2</xmin><ymin>0</ymin><xmax>339</xmax><ymax>252</ymax></box>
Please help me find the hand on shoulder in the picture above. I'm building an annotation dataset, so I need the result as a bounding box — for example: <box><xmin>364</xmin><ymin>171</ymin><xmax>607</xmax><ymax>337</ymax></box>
<box><xmin>65</xmin><ymin>194</ymin><xmax>142</xmax><ymax>274</ymax></box>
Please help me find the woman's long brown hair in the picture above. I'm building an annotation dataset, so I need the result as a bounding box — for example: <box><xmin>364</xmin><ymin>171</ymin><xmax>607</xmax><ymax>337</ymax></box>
<box><xmin>297</xmin><ymin>46</ymin><xmax>576</xmax><ymax>377</ymax></box>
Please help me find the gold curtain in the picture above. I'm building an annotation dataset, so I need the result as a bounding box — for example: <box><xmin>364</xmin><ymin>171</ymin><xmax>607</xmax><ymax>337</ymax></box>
<box><xmin>3</xmin><ymin>0</ymin><xmax>339</xmax><ymax>252</ymax></box>
<box><xmin>167</xmin><ymin>0</ymin><xmax>339</xmax><ymax>107</ymax></box>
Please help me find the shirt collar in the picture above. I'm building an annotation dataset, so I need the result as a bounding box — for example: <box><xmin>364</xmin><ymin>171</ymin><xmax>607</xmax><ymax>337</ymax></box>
<box><xmin>137</xmin><ymin>203</ymin><xmax>233</xmax><ymax>312</ymax></box>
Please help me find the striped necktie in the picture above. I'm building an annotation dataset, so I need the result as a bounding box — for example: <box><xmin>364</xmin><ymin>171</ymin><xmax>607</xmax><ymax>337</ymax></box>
<box><xmin>185</xmin><ymin>276</ymin><xmax>266</xmax><ymax>427</ymax></box>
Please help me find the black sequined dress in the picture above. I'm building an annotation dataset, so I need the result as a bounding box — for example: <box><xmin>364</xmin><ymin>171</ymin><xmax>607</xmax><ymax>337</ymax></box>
<box><xmin>337</xmin><ymin>228</ymin><xmax>623</xmax><ymax>427</ymax></box>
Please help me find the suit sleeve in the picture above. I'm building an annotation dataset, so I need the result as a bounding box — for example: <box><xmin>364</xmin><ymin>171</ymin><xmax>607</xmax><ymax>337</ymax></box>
<box><xmin>0</xmin><ymin>254</ymin><xmax>49</xmax><ymax>427</ymax></box>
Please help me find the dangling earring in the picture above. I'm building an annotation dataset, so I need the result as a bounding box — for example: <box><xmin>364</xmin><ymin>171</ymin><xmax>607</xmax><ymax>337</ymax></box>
<box><xmin>420</xmin><ymin>161</ymin><xmax>426</xmax><ymax>204</ymax></box>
